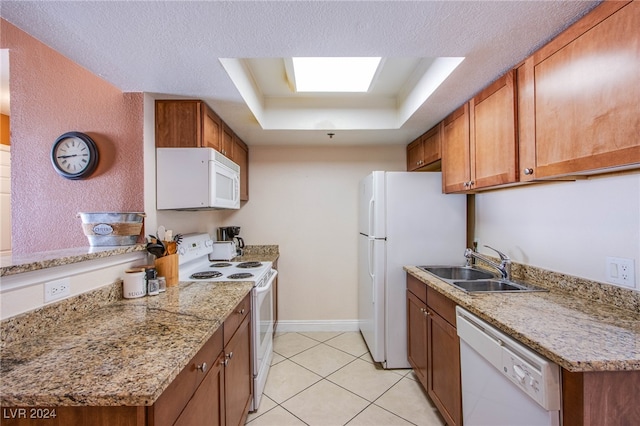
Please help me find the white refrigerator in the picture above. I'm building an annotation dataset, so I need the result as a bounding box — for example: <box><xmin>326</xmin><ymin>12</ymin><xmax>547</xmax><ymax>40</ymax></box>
<box><xmin>358</xmin><ymin>171</ymin><xmax>466</xmax><ymax>369</ymax></box>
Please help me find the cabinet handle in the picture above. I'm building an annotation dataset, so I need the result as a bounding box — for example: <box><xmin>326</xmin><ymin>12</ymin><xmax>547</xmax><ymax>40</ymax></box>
<box><xmin>223</xmin><ymin>359</ymin><xmax>229</xmax><ymax>367</ymax></box>
<box><xmin>197</xmin><ymin>362</ymin><xmax>208</xmax><ymax>372</ymax></box>
<box><xmin>523</xmin><ymin>168</ymin><xmax>534</xmax><ymax>175</ymax></box>
<box><xmin>237</xmin><ymin>308</ymin><xmax>245</xmax><ymax>315</ymax></box>
<box><xmin>226</xmin><ymin>352</ymin><xmax>234</xmax><ymax>359</ymax></box>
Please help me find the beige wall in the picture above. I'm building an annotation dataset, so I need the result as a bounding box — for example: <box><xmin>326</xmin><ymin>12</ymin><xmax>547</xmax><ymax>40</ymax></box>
<box><xmin>217</xmin><ymin>145</ymin><xmax>405</xmax><ymax>327</ymax></box>
<box><xmin>475</xmin><ymin>172</ymin><xmax>640</xmax><ymax>291</ymax></box>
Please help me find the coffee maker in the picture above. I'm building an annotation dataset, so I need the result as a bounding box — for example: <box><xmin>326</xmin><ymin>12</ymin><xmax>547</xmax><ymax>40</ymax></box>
<box><xmin>217</xmin><ymin>226</ymin><xmax>244</xmax><ymax>256</ymax></box>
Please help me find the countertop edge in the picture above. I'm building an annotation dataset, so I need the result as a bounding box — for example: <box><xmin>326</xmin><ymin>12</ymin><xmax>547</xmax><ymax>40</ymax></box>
<box><xmin>0</xmin><ymin>245</ymin><xmax>147</xmax><ymax>277</ymax></box>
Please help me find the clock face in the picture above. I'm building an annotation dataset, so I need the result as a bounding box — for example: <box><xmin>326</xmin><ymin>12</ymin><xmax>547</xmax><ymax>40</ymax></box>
<box><xmin>51</xmin><ymin>132</ymin><xmax>99</xmax><ymax>180</ymax></box>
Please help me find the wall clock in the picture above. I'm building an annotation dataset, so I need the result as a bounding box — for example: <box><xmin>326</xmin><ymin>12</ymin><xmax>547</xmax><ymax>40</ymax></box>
<box><xmin>51</xmin><ymin>131</ymin><xmax>99</xmax><ymax>180</ymax></box>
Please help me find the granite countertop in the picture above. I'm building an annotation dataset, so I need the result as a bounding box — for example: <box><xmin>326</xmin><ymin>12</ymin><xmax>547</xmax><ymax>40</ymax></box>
<box><xmin>0</xmin><ymin>280</ymin><xmax>253</xmax><ymax>407</ymax></box>
<box><xmin>0</xmin><ymin>245</ymin><xmax>146</xmax><ymax>277</ymax></box>
<box><xmin>405</xmin><ymin>265</ymin><xmax>640</xmax><ymax>373</ymax></box>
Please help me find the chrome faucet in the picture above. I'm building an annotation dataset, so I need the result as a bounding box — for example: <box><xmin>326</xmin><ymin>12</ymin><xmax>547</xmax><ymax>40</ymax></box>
<box><xmin>464</xmin><ymin>245</ymin><xmax>511</xmax><ymax>280</ymax></box>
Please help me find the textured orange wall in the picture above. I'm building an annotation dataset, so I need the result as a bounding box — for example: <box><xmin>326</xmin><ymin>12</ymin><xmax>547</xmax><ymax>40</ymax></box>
<box><xmin>1</xmin><ymin>20</ymin><xmax>144</xmax><ymax>254</ymax></box>
<box><xmin>0</xmin><ymin>114</ymin><xmax>9</xmax><ymax>145</ymax></box>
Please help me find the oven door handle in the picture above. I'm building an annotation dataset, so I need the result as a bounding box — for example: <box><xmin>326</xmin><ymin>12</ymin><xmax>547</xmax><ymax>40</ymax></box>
<box><xmin>255</xmin><ymin>269</ymin><xmax>278</xmax><ymax>294</ymax></box>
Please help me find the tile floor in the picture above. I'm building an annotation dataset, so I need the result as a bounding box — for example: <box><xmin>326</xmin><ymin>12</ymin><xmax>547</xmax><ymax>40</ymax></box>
<box><xmin>246</xmin><ymin>331</ymin><xmax>445</xmax><ymax>426</ymax></box>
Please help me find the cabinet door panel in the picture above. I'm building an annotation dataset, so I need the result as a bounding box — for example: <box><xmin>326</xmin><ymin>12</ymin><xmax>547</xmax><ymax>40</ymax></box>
<box><xmin>225</xmin><ymin>313</ymin><xmax>252</xmax><ymax>426</ymax></box>
<box><xmin>203</xmin><ymin>106</ymin><xmax>221</xmax><ymax>151</ymax></box>
<box><xmin>427</xmin><ymin>310</ymin><xmax>461</xmax><ymax>426</ymax></box>
<box><xmin>422</xmin><ymin>125</ymin><xmax>441</xmax><ymax>166</ymax></box>
<box><xmin>155</xmin><ymin>101</ymin><xmax>201</xmax><ymax>148</ymax></box>
<box><xmin>174</xmin><ymin>351</ymin><xmax>225</xmax><ymax>426</ymax></box>
<box><xmin>532</xmin><ymin>1</ymin><xmax>640</xmax><ymax>177</ymax></box>
<box><xmin>407</xmin><ymin>137</ymin><xmax>424</xmax><ymax>171</ymax></box>
<box><xmin>472</xmin><ymin>71</ymin><xmax>517</xmax><ymax>188</ymax></box>
<box><xmin>222</xmin><ymin>124</ymin><xmax>234</xmax><ymax>158</ymax></box>
<box><xmin>407</xmin><ymin>290</ymin><xmax>428</xmax><ymax>389</ymax></box>
<box><xmin>442</xmin><ymin>103</ymin><xmax>471</xmax><ymax>193</ymax></box>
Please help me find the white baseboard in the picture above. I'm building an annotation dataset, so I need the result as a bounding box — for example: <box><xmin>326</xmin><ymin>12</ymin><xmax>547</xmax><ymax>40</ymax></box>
<box><xmin>275</xmin><ymin>319</ymin><xmax>359</xmax><ymax>333</ymax></box>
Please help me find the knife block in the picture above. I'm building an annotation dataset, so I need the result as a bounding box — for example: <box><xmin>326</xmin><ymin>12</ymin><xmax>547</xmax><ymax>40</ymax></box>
<box><xmin>155</xmin><ymin>254</ymin><xmax>179</xmax><ymax>287</ymax></box>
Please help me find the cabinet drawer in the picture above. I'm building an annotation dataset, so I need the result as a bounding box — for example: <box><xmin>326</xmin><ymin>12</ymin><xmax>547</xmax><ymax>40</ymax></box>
<box><xmin>407</xmin><ymin>274</ymin><xmax>427</xmax><ymax>304</ymax></box>
<box><xmin>150</xmin><ymin>327</ymin><xmax>223</xmax><ymax>426</ymax></box>
<box><xmin>224</xmin><ymin>293</ymin><xmax>251</xmax><ymax>347</ymax></box>
<box><xmin>427</xmin><ymin>286</ymin><xmax>457</xmax><ymax>327</ymax></box>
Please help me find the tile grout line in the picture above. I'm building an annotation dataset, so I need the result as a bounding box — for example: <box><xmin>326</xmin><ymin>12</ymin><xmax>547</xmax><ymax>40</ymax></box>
<box><xmin>252</xmin><ymin>332</ymin><xmax>428</xmax><ymax>425</ymax></box>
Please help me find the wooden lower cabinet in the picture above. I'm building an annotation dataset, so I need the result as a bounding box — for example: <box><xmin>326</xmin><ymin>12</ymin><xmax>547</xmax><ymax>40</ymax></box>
<box><xmin>427</xmin><ymin>306</ymin><xmax>461</xmax><ymax>426</ymax></box>
<box><xmin>151</xmin><ymin>293</ymin><xmax>251</xmax><ymax>426</ymax></box>
<box><xmin>223</xmin><ymin>310</ymin><xmax>252</xmax><ymax>426</ymax></box>
<box><xmin>174</xmin><ymin>351</ymin><xmax>225</xmax><ymax>426</ymax></box>
<box><xmin>1</xmin><ymin>295</ymin><xmax>253</xmax><ymax>426</ymax></box>
<box><xmin>407</xmin><ymin>290</ymin><xmax>428</xmax><ymax>386</ymax></box>
<box><xmin>406</xmin><ymin>274</ymin><xmax>462</xmax><ymax>426</ymax></box>
<box><xmin>562</xmin><ymin>369</ymin><xmax>640</xmax><ymax>426</ymax></box>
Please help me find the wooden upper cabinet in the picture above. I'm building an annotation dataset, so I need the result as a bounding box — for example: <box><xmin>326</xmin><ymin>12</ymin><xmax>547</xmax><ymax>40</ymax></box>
<box><xmin>442</xmin><ymin>70</ymin><xmax>518</xmax><ymax>193</ymax></box>
<box><xmin>470</xmin><ymin>70</ymin><xmax>518</xmax><ymax>188</ymax></box>
<box><xmin>407</xmin><ymin>123</ymin><xmax>442</xmax><ymax>171</ymax></box>
<box><xmin>221</xmin><ymin>123</ymin><xmax>234</xmax><ymax>158</ymax></box>
<box><xmin>202</xmin><ymin>105</ymin><xmax>222</xmax><ymax>151</ymax></box>
<box><xmin>518</xmin><ymin>0</ymin><xmax>640</xmax><ymax>181</ymax></box>
<box><xmin>442</xmin><ymin>103</ymin><xmax>471</xmax><ymax>193</ymax></box>
<box><xmin>155</xmin><ymin>100</ymin><xmax>202</xmax><ymax>148</ymax></box>
<box><xmin>407</xmin><ymin>137</ymin><xmax>424</xmax><ymax>171</ymax></box>
<box><xmin>156</xmin><ymin>100</ymin><xmax>222</xmax><ymax>151</ymax></box>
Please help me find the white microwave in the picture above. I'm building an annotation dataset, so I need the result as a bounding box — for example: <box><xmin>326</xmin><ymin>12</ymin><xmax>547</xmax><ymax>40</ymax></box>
<box><xmin>156</xmin><ymin>148</ymin><xmax>240</xmax><ymax>210</ymax></box>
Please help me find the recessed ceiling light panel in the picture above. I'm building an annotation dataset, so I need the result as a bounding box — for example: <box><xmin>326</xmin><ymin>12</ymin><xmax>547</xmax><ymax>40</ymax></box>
<box><xmin>292</xmin><ymin>57</ymin><xmax>381</xmax><ymax>93</ymax></box>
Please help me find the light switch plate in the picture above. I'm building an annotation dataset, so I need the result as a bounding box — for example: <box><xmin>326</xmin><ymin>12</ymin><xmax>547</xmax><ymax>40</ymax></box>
<box><xmin>605</xmin><ymin>257</ymin><xmax>635</xmax><ymax>288</ymax></box>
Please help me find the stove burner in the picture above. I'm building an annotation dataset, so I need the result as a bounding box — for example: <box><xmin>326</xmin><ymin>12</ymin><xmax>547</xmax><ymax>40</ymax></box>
<box><xmin>190</xmin><ymin>271</ymin><xmax>223</xmax><ymax>280</ymax></box>
<box><xmin>237</xmin><ymin>261</ymin><xmax>263</xmax><ymax>269</ymax></box>
<box><xmin>228</xmin><ymin>272</ymin><xmax>254</xmax><ymax>279</ymax></box>
<box><xmin>210</xmin><ymin>262</ymin><xmax>232</xmax><ymax>268</ymax></box>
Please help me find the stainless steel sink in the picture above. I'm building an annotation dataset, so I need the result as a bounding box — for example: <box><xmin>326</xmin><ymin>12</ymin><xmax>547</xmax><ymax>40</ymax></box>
<box><xmin>451</xmin><ymin>279</ymin><xmax>548</xmax><ymax>293</ymax></box>
<box><xmin>417</xmin><ymin>265</ymin><xmax>548</xmax><ymax>293</ymax></box>
<box><xmin>417</xmin><ymin>265</ymin><xmax>497</xmax><ymax>281</ymax></box>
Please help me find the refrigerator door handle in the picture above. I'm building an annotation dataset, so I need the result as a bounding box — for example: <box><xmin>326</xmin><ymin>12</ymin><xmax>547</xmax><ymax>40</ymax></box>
<box><xmin>368</xmin><ymin>197</ymin><xmax>375</xmax><ymax>237</ymax></box>
<box><xmin>368</xmin><ymin>237</ymin><xmax>375</xmax><ymax>304</ymax></box>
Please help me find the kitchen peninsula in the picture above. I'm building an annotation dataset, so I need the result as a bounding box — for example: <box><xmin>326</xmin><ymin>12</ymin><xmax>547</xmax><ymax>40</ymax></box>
<box><xmin>0</xmin><ymin>245</ymin><xmax>279</xmax><ymax>425</ymax></box>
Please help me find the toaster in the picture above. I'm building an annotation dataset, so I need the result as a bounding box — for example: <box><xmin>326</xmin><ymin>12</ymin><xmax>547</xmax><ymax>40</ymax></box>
<box><xmin>210</xmin><ymin>241</ymin><xmax>237</xmax><ymax>261</ymax></box>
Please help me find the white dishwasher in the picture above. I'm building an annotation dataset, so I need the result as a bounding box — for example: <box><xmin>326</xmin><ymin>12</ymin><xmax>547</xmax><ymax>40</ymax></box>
<box><xmin>456</xmin><ymin>307</ymin><xmax>561</xmax><ymax>426</ymax></box>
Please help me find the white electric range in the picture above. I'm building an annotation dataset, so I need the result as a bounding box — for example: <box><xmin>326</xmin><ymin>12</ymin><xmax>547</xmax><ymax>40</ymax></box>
<box><xmin>178</xmin><ymin>233</ymin><xmax>276</xmax><ymax>412</ymax></box>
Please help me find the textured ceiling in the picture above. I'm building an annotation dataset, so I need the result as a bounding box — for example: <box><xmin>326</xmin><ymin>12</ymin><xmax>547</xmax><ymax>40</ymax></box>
<box><xmin>0</xmin><ymin>1</ymin><xmax>600</xmax><ymax>146</ymax></box>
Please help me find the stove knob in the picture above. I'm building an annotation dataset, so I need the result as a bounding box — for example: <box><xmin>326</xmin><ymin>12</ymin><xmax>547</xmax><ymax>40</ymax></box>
<box><xmin>205</xmin><ymin>240</ymin><xmax>213</xmax><ymax>247</ymax></box>
<box><xmin>178</xmin><ymin>246</ymin><xmax>186</xmax><ymax>255</ymax></box>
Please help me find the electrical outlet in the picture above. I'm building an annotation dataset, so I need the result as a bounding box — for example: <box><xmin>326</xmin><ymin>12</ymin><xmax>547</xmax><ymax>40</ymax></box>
<box><xmin>605</xmin><ymin>257</ymin><xmax>635</xmax><ymax>288</ymax></box>
<box><xmin>44</xmin><ymin>278</ymin><xmax>71</xmax><ymax>303</ymax></box>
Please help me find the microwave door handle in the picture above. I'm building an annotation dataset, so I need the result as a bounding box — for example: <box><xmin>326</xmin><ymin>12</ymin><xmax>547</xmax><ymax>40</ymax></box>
<box><xmin>235</xmin><ymin>175</ymin><xmax>240</xmax><ymax>201</ymax></box>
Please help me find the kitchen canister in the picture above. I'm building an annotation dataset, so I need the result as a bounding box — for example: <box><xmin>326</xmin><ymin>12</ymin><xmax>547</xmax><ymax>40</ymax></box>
<box><xmin>123</xmin><ymin>268</ymin><xmax>146</xmax><ymax>298</ymax></box>
<box><xmin>158</xmin><ymin>276</ymin><xmax>167</xmax><ymax>293</ymax></box>
<box><xmin>146</xmin><ymin>268</ymin><xmax>159</xmax><ymax>296</ymax></box>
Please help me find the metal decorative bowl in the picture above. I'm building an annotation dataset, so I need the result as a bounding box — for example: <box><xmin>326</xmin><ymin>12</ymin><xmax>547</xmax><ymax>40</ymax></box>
<box><xmin>77</xmin><ymin>212</ymin><xmax>146</xmax><ymax>246</ymax></box>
